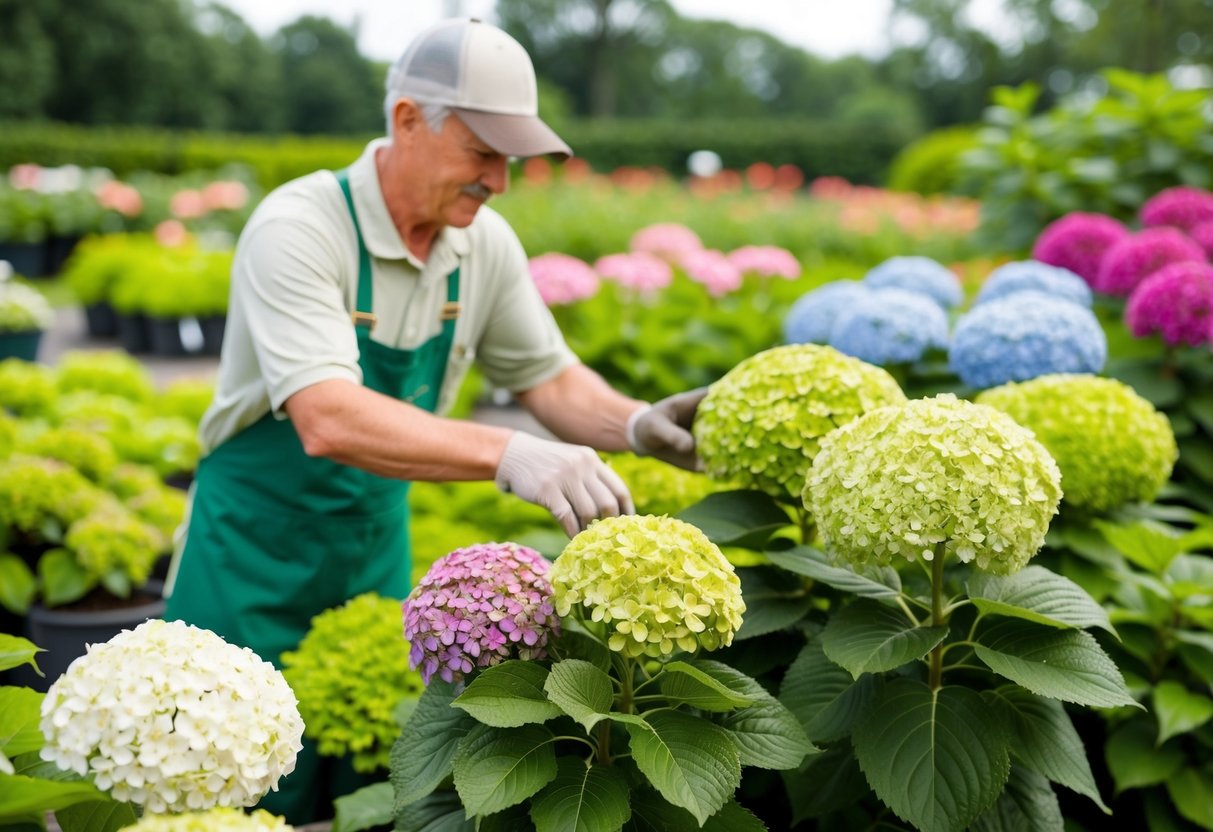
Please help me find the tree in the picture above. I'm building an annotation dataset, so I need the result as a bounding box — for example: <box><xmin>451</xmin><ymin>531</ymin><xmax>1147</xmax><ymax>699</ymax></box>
<box><xmin>197</xmin><ymin>2</ymin><xmax>286</xmax><ymax>133</ymax></box>
<box><xmin>271</xmin><ymin>16</ymin><xmax>384</xmax><ymax>135</ymax></box>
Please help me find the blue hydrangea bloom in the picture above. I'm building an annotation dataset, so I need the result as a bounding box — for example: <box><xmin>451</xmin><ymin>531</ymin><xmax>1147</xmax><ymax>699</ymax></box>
<box><xmin>862</xmin><ymin>256</ymin><xmax>964</xmax><ymax>309</ymax></box>
<box><xmin>783</xmin><ymin>280</ymin><xmax>871</xmax><ymax>344</ymax></box>
<box><xmin>827</xmin><ymin>288</ymin><xmax>950</xmax><ymax>365</ymax></box>
<box><xmin>949</xmin><ymin>291</ymin><xmax>1107</xmax><ymax>389</ymax></box>
<box><xmin>975</xmin><ymin>261</ymin><xmax>1093</xmax><ymax>308</ymax></box>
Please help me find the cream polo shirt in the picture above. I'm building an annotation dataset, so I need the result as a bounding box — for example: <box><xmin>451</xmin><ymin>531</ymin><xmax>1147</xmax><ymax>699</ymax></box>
<box><xmin>197</xmin><ymin>138</ymin><xmax>578</xmax><ymax>454</ymax></box>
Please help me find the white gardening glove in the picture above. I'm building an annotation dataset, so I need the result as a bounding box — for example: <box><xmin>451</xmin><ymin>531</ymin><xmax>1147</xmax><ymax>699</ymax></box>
<box><xmin>626</xmin><ymin>387</ymin><xmax>709</xmax><ymax>471</ymax></box>
<box><xmin>495</xmin><ymin>431</ymin><xmax>635</xmax><ymax>538</ymax></box>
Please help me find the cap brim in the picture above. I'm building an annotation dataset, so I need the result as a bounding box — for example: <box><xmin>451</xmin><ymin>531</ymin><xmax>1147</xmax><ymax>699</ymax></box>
<box><xmin>453</xmin><ymin>109</ymin><xmax>572</xmax><ymax>160</ymax></box>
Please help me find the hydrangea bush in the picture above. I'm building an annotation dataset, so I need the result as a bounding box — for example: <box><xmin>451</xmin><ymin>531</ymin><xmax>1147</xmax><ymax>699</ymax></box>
<box><xmin>977</xmin><ymin>374</ymin><xmax>1178</xmax><ymax>513</ymax></box>
<box><xmin>593</xmin><ymin>251</ymin><xmax>673</xmax><ymax>293</ymax></box>
<box><xmin>827</xmin><ymin>287</ymin><xmax>950</xmax><ymax>365</ymax></box>
<box><xmin>402</xmin><ymin>542</ymin><xmax>559</xmax><ymax>684</ymax></box>
<box><xmin>40</xmin><ymin>619</ymin><xmax>304</xmax><ymax>813</ymax></box>
<box><xmin>550</xmin><ymin>514</ymin><xmax>745</xmax><ymax>656</ymax></box>
<box><xmin>1031</xmin><ymin>211</ymin><xmax>1129</xmax><ymax>285</ymax></box>
<box><xmin>605</xmin><ymin>451</ymin><xmax>723</xmax><ymax>517</ymax></box>
<box><xmin>782</xmin><ymin>280</ymin><xmax>871</xmax><ymax>344</ymax></box>
<box><xmin>281</xmin><ymin>593</ymin><xmax>424</xmax><ymax>773</ymax></box>
<box><xmin>693</xmin><ymin>344</ymin><xmax>906</xmax><ymax>501</ymax></box>
<box><xmin>1094</xmin><ymin>227</ymin><xmax>1206</xmax><ymax>296</ymax></box>
<box><xmin>527</xmin><ymin>252</ymin><xmax>600</xmax><ymax>306</ymax></box>
<box><xmin>861</xmin><ymin>255</ymin><xmax>963</xmax><ymax>309</ymax></box>
<box><xmin>1139</xmin><ymin>185</ymin><xmax>1213</xmax><ymax>233</ymax></box>
<box><xmin>1124</xmin><ymin>260</ymin><xmax>1213</xmax><ymax>347</ymax></box>
<box><xmin>974</xmin><ymin>260</ymin><xmax>1093</xmax><ymax>308</ymax></box>
<box><xmin>949</xmin><ymin>291</ymin><xmax>1107</xmax><ymax>389</ymax></box>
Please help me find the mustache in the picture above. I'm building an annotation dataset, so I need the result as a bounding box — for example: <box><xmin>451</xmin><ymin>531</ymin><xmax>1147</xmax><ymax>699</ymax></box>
<box><xmin>461</xmin><ymin>183</ymin><xmax>492</xmax><ymax>201</ymax></box>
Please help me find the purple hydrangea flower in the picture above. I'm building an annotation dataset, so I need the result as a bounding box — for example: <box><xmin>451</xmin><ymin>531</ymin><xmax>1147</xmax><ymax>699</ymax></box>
<box><xmin>1190</xmin><ymin>221</ymin><xmax>1213</xmax><ymax>260</ymax></box>
<box><xmin>1125</xmin><ymin>261</ymin><xmax>1213</xmax><ymax>347</ymax></box>
<box><xmin>975</xmin><ymin>260</ymin><xmax>1093</xmax><ymax>308</ymax></box>
<box><xmin>403</xmin><ymin>542</ymin><xmax>559</xmax><ymax>685</ymax></box>
<box><xmin>1140</xmin><ymin>186</ymin><xmax>1213</xmax><ymax>233</ymax></box>
<box><xmin>949</xmin><ymin>291</ymin><xmax>1107</xmax><ymax>389</ymax></box>
<box><xmin>1095</xmin><ymin>227</ymin><xmax>1206</xmax><ymax>296</ymax></box>
<box><xmin>1031</xmin><ymin>212</ymin><xmax>1129</xmax><ymax>286</ymax></box>
<box><xmin>862</xmin><ymin>256</ymin><xmax>963</xmax><ymax>309</ymax></box>
<box><xmin>783</xmin><ymin>280</ymin><xmax>872</xmax><ymax>344</ymax></box>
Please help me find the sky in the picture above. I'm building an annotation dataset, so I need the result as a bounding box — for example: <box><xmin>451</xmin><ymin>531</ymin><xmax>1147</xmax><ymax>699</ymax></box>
<box><xmin>215</xmin><ymin>0</ymin><xmax>1012</xmax><ymax>63</ymax></box>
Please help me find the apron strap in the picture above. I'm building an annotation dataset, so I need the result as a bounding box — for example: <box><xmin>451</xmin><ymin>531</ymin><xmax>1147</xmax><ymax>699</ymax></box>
<box><xmin>334</xmin><ymin>168</ymin><xmax>375</xmax><ymax>326</ymax></box>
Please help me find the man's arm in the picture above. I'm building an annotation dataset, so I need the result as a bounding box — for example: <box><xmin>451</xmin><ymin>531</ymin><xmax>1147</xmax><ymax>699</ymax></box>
<box><xmin>513</xmin><ymin>363</ymin><xmax>645</xmax><ymax>450</ymax></box>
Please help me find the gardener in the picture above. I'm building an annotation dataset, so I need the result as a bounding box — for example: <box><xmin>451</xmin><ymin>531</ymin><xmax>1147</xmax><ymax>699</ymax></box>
<box><xmin>164</xmin><ymin>17</ymin><xmax>705</xmax><ymax>824</ymax></box>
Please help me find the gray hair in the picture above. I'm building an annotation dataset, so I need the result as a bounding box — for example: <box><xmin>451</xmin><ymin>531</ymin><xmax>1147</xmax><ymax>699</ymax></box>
<box><xmin>384</xmin><ymin>94</ymin><xmax>451</xmax><ymax>137</ymax></box>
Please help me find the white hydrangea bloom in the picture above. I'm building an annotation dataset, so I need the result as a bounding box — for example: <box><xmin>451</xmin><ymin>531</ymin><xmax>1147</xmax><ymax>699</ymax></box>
<box><xmin>40</xmin><ymin>619</ymin><xmax>304</xmax><ymax>813</ymax></box>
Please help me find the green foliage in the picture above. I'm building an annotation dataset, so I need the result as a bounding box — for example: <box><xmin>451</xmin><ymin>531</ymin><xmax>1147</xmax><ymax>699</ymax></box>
<box><xmin>0</xmin><ymin>358</ymin><xmax>56</xmax><ymax>417</ymax></box>
<box><xmin>55</xmin><ymin>350</ymin><xmax>155</xmax><ymax>403</ymax></box>
<box><xmin>20</xmin><ymin>426</ymin><xmax>118</xmax><ymax>483</ymax></box>
<box><xmin>886</xmin><ymin>126</ymin><xmax>982</xmax><ymax>195</ymax></box>
<box><xmin>962</xmin><ymin>71</ymin><xmax>1213</xmax><ymax>250</ymax></box>
<box><xmin>281</xmin><ymin>593</ymin><xmax>424</xmax><ymax>774</ymax></box>
<box><xmin>62</xmin><ymin>506</ymin><xmax>164</xmax><ymax>600</ymax></box>
<box><xmin>156</xmin><ymin>378</ymin><xmax>215</xmax><ymax>425</ymax></box>
<box><xmin>603</xmin><ymin>452</ymin><xmax>724</xmax><ymax>518</ymax></box>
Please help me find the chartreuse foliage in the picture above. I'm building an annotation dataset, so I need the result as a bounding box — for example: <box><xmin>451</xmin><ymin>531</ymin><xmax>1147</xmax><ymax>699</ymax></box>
<box><xmin>0</xmin><ymin>633</ymin><xmax>138</xmax><ymax>832</ymax></box>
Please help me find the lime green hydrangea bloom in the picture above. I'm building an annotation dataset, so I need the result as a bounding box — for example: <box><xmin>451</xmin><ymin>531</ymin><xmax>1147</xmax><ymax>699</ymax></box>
<box><xmin>694</xmin><ymin>344</ymin><xmax>906</xmax><ymax>499</ymax></box>
<box><xmin>805</xmin><ymin>395</ymin><xmax>1062</xmax><ymax>575</ymax></box>
<box><xmin>605</xmin><ymin>452</ymin><xmax>724</xmax><ymax>516</ymax></box>
<box><xmin>0</xmin><ymin>412</ymin><xmax>15</xmax><ymax>460</ymax></box>
<box><xmin>65</xmin><ymin>507</ymin><xmax>165</xmax><ymax>586</ymax></box>
<box><xmin>105</xmin><ymin>462</ymin><xmax>165</xmax><ymax>500</ymax></box>
<box><xmin>0</xmin><ymin>455</ymin><xmax>110</xmax><ymax>537</ymax></box>
<box><xmin>119</xmin><ymin>808</ymin><xmax>290</xmax><ymax>831</ymax></box>
<box><xmin>0</xmin><ymin>358</ymin><xmax>56</xmax><ymax>417</ymax></box>
<box><xmin>281</xmin><ymin>593</ymin><xmax>424</xmax><ymax>773</ymax></box>
<box><xmin>55</xmin><ymin>350</ymin><xmax>156</xmax><ymax>402</ymax></box>
<box><xmin>550</xmin><ymin>515</ymin><xmax>744</xmax><ymax>657</ymax></box>
<box><xmin>977</xmin><ymin>374</ymin><xmax>1177</xmax><ymax>513</ymax></box>
<box><xmin>128</xmin><ymin>485</ymin><xmax>188</xmax><ymax>542</ymax></box>
<box><xmin>158</xmin><ymin>378</ymin><xmax>215</xmax><ymax>425</ymax></box>
<box><xmin>21</xmin><ymin>426</ymin><xmax>119</xmax><ymax>483</ymax></box>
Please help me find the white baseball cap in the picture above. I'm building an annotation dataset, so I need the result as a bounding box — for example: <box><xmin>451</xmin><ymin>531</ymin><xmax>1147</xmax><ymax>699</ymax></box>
<box><xmin>385</xmin><ymin>18</ymin><xmax>572</xmax><ymax>159</ymax></box>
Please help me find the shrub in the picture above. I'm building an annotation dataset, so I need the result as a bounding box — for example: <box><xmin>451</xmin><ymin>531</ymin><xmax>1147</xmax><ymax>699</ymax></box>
<box><xmin>885</xmin><ymin>125</ymin><xmax>981</xmax><ymax>196</ymax></box>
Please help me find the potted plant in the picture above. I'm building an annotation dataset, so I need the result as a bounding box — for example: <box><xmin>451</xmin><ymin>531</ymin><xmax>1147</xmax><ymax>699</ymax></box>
<box><xmin>61</xmin><ymin>234</ymin><xmax>135</xmax><ymax>338</ymax></box>
<box><xmin>0</xmin><ymin>178</ymin><xmax>50</xmax><ymax>277</ymax></box>
<box><xmin>0</xmin><ymin>262</ymin><xmax>54</xmax><ymax>362</ymax></box>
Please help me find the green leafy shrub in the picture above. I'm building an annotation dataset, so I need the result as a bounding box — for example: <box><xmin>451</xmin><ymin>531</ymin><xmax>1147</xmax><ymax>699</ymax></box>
<box><xmin>21</xmin><ymin>426</ymin><xmax>119</xmax><ymax>483</ymax></box>
<box><xmin>127</xmin><ymin>485</ymin><xmax>187</xmax><ymax>543</ymax></box>
<box><xmin>281</xmin><ymin>593</ymin><xmax>423</xmax><ymax>774</ymax></box>
<box><xmin>110</xmin><ymin>416</ymin><xmax>201</xmax><ymax>477</ymax></box>
<box><xmin>55</xmin><ymin>350</ymin><xmax>155</xmax><ymax>403</ymax></box>
<box><xmin>886</xmin><ymin>125</ymin><xmax>981</xmax><ymax>196</ymax></box>
<box><xmin>61</xmin><ymin>507</ymin><xmax>165</xmax><ymax>601</ymax></box>
<box><xmin>0</xmin><ymin>455</ymin><xmax>108</xmax><ymax>541</ymax></box>
<box><xmin>157</xmin><ymin>378</ymin><xmax>215</xmax><ymax>424</ymax></box>
<box><xmin>62</xmin><ymin>233</ymin><xmax>148</xmax><ymax>305</ymax></box>
<box><xmin>0</xmin><ymin>359</ymin><xmax>56</xmax><ymax>417</ymax></box>
<box><xmin>604</xmin><ymin>451</ymin><xmax>724</xmax><ymax>517</ymax></box>
<box><xmin>105</xmin><ymin>461</ymin><xmax>166</xmax><ymax>500</ymax></box>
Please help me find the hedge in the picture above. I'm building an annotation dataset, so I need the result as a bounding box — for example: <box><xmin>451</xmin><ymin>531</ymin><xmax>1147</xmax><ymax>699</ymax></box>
<box><xmin>0</xmin><ymin>118</ymin><xmax>915</xmax><ymax>187</ymax></box>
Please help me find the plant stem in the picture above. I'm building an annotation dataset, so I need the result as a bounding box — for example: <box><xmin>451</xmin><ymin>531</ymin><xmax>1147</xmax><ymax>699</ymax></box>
<box><xmin>795</xmin><ymin>505</ymin><xmax>815</xmax><ymax>546</ymax></box>
<box><xmin>929</xmin><ymin>543</ymin><xmax>947</xmax><ymax>691</ymax></box>
<box><xmin>594</xmin><ymin>720</ymin><xmax>612</xmax><ymax>765</ymax></box>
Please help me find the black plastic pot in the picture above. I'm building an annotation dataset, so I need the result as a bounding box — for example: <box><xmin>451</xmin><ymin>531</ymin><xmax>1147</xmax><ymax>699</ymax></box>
<box><xmin>44</xmin><ymin>235</ymin><xmax>82</xmax><ymax>275</ymax></box>
<box><xmin>117</xmin><ymin>312</ymin><xmax>151</xmax><ymax>354</ymax></box>
<box><xmin>0</xmin><ymin>329</ymin><xmax>42</xmax><ymax>361</ymax></box>
<box><xmin>0</xmin><ymin>241</ymin><xmax>48</xmax><ymax>278</ymax></box>
<box><xmin>148</xmin><ymin>316</ymin><xmax>207</xmax><ymax>357</ymax></box>
<box><xmin>84</xmin><ymin>301</ymin><xmax>119</xmax><ymax>338</ymax></box>
<box><xmin>201</xmin><ymin>314</ymin><xmax>226</xmax><ymax>355</ymax></box>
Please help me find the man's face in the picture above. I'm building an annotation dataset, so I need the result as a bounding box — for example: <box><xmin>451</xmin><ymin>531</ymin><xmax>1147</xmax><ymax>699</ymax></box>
<box><xmin>413</xmin><ymin>112</ymin><xmax>510</xmax><ymax>228</ymax></box>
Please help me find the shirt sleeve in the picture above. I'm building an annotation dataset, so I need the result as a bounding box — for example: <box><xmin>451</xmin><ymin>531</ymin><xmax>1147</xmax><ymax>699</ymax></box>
<box><xmin>232</xmin><ymin>215</ymin><xmax>362</xmax><ymax>413</ymax></box>
<box><xmin>471</xmin><ymin>213</ymin><xmax>579</xmax><ymax>393</ymax></box>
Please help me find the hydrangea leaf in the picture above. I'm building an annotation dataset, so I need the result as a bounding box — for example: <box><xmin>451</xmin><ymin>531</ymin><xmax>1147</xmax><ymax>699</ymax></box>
<box><xmin>982</xmin><ymin>687</ymin><xmax>1108</xmax><ymax>812</ymax></box>
<box><xmin>547</xmin><ymin>629</ymin><xmax>612</xmax><ymax>673</ymax></box>
<box><xmin>529</xmin><ymin>756</ymin><xmax>631</xmax><ymax>832</ymax></box>
<box><xmin>690</xmin><ymin>659</ymin><xmax>816</xmax><ymax>769</ymax></box>
<box><xmin>781</xmin><ymin>745</ymin><xmax>869</xmax><ymax>822</ymax></box>
<box><xmin>676</xmin><ymin>489</ymin><xmax>792</xmax><ymax>549</ymax></box>
<box><xmin>973</xmin><ymin>620</ymin><xmax>1138</xmax><ymax>708</ymax></box>
<box><xmin>0</xmin><ymin>688</ymin><xmax>43</xmax><ymax>758</ymax></box>
<box><xmin>779</xmin><ymin>640</ymin><xmax>877</xmax><ymax>743</ymax></box>
<box><xmin>0</xmin><ymin>775</ymin><xmax>109</xmax><ymax>821</ymax></box>
<box><xmin>0</xmin><ymin>555</ymin><xmax>35</xmax><ymax>615</ymax></box>
<box><xmin>394</xmin><ymin>788</ymin><xmax>472</xmax><ymax>832</ymax></box>
<box><xmin>821</xmin><ymin>600</ymin><xmax>949</xmax><ymax>679</ymax></box>
<box><xmin>852</xmin><ymin>679</ymin><xmax>1012</xmax><ymax>832</ymax></box>
<box><xmin>38</xmin><ymin>548</ymin><xmax>93</xmax><ymax>607</ymax></box>
<box><xmin>391</xmin><ymin>681</ymin><xmax>477</xmax><ymax>810</ymax></box>
<box><xmin>1164</xmin><ymin>554</ymin><xmax>1213</xmax><ymax>601</ymax></box>
<box><xmin>623</xmin><ymin>790</ymin><xmax>765</xmax><ymax>832</ymax></box>
<box><xmin>452</xmin><ymin>724</ymin><xmax>558</xmax><ymax>817</ymax></box>
<box><xmin>543</xmin><ymin>659</ymin><xmax>614</xmax><ymax>733</ymax></box>
<box><xmin>332</xmin><ymin>782</ymin><xmax>393</xmax><ymax>832</ymax></box>
<box><xmin>969</xmin><ymin>765</ymin><xmax>1064</xmax><ymax>832</ymax></box>
<box><xmin>1105</xmin><ymin>718</ymin><xmax>1183</xmax><ymax>793</ymax></box>
<box><xmin>452</xmin><ymin>661</ymin><xmax>564</xmax><ymax>728</ymax></box>
<box><xmin>658</xmin><ymin>661</ymin><xmax>758</xmax><ymax>712</ymax></box>
<box><xmin>1166</xmin><ymin>766</ymin><xmax>1213</xmax><ymax>829</ymax></box>
<box><xmin>0</xmin><ymin>633</ymin><xmax>41</xmax><ymax>673</ymax></box>
<box><xmin>1153</xmin><ymin>681</ymin><xmax>1213</xmax><ymax>745</ymax></box>
<box><xmin>621</xmin><ymin>711</ymin><xmax>740</xmax><ymax>825</ymax></box>
<box><xmin>967</xmin><ymin>566</ymin><xmax>1115</xmax><ymax>634</ymax></box>
<box><xmin>731</xmin><ymin>567</ymin><xmax>813</xmax><ymax>640</ymax></box>
<box><xmin>766</xmin><ymin>545</ymin><xmax>901</xmax><ymax>600</ymax></box>
<box><xmin>1093</xmin><ymin>519</ymin><xmax>1185</xmax><ymax>575</ymax></box>
<box><xmin>54</xmin><ymin>797</ymin><xmax>139</xmax><ymax>832</ymax></box>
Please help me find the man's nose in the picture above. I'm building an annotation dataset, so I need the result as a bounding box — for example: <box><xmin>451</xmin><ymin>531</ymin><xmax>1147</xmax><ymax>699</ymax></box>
<box><xmin>483</xmin><ymin>156</ymin><xmax>509</xmax><ymax>195</ymax></box>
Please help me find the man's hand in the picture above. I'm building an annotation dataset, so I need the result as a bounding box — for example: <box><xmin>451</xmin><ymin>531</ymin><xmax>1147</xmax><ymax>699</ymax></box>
<box><xmin>495</xmin><ymin>432</ymin><xmax>634</xmax><ymax>538</ymax></box>
<box><xmin>626</xmin><ymin>387</ymin><xmax>710</xmax><ymax>471</ymax></box>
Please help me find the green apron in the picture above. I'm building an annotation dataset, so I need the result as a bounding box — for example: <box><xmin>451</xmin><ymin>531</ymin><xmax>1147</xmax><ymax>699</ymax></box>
<box><xmin>165</xmin><ymin>168</ymin><xmax>459</xmax><ymax>824</ymax></box>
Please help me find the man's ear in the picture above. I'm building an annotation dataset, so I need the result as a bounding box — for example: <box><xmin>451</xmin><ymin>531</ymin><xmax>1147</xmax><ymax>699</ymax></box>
<box><xmin>391</xmin><ymin>97</ymin><xmax>424</xmax><ymax>137</ymax></box>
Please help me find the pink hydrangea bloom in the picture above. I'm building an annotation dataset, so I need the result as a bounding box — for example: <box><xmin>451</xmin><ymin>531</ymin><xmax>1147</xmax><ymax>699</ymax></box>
<box><xmin>527</xmin><ymin>253</ymin><xmax>600</xmax><ymax>306</ymax></box>
<box><xmin>594</xmin><ymin>252</ymin><xmax>673</xmax><ymax>292</ymax></box>
<box><xmin>1189</xmin><ymin>221</ymin><xmax>1213</xmax><ymax>259</ymax></box>
<box><xmin>403</xmin><ymin>542</ymin><xmax>559</xmax><ymax>685</ymax></box>
<box><xmin>1095</xmin><ymin>227</ymin><xmax>1206</xmax><ymax>296</ymax></box>
<box><xmin>1140</xmin><ymin>186</ymin><xmax>1213</xmax><ymax>233</ymax></box>
<box><xmin>202</xmin><ymin>180</ymin><xmax>250</xmax><ymax>212</ymax></box>
<box><xmin>1031</xmin><ymin>212</ymin><xmax>1129</xmax><ymax>286</ymax></box>
<box><xmin>680</xmin><ymin>249</ymin><xmax>744</xmax><ymax>297</ymax></box>
<box><xmin>630</xmin><ymin>223</ymin><xmax>703</xmax><ymax>261</ymax></box>
<box><xmin>1125</xmin><ymin>261</ymin><xmax>1213</xmax><ymax>347</ymax></box>
<box><xmin>727</xmin><ymin>245</ymin><xmax>800</xmax><ymax>279</ymax></box>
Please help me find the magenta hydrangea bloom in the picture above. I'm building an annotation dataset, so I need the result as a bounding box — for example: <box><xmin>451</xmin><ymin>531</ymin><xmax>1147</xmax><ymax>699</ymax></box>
<box><xmin>680</xmin><ymin>249</ymin><xmax>744</xmax><ymax>297</ymax></box>
<box><xmin>528</xmin><ymin>253</ymin><xmax>600</xmax><ymax>306</ymax></box>
<box><xmin>1140</xmin><ymin>186</ymin><xmax>1213</xmax><ymax>233</ymax></box>
<box><xmin>727</xmin><ymin>245</ymin><xmax>801</xmax><ymax>279</ymax></box>
<box><xmin>1095</xmin><ymin>227</ymin><xmax>1206</xmax><ymax>296</ymax></box>
<box><xmin>1125</xmin><ymin>261</ymin><xmax>1213</xmax><ymax>347</ymax></box>
<box><xmin>402</xmin><ymin>542</ymin><xmax>559</xmax><ymax>684</ymax></box>
<box><xmin>1190</xmin><ymin>221</ymin><xmax>1213</xmax><ymax>260</ymax></box>
<box><xmin>1031</xmin><ymin>212</ymin><xmax>1129</xmax><ymax>286</ymax></box>
<box><xmin>629</xmin><ymin>223</ymin><xmax>703</xmax><ymax>261</ymax></box>
<box><xmin>594</xmin><ymin>251</ymin><xmax>673</xmax><ymax>292</ymax></box>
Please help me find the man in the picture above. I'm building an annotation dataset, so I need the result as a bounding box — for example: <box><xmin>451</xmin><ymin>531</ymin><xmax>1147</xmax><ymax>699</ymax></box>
<box><xmin>164</xmin><ymin>17</ymin><xmax>705</xmax><ymax>823</ymax></box>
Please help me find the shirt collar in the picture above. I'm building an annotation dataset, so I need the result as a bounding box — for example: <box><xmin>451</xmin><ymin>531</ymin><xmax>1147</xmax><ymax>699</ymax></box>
<box><xmin>348</xmin><ymin>138</ymin><xmax>471</xmax><ymax>268</ymax></box>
